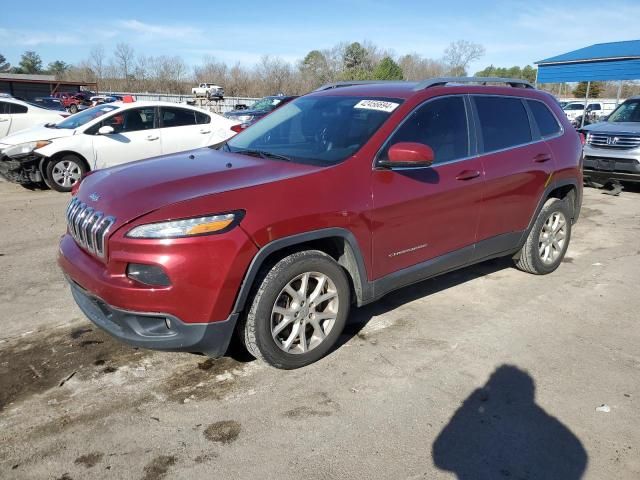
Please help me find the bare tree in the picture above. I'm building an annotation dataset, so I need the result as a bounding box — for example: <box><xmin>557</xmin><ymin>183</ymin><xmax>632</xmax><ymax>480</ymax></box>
<box><xmin>443</xmin><ymin>40</ymin><xmax>485</xmax><ymax>77</ymax></box>
<box><xmin>113</xmin><ymin>43</ymin><xmax>135</xmax><ymax>89</ymax></box>
<box><xmin>398</xmin><ymin>54</ymin><xmax>446</xmax><ymax>80</ymax></box>
<box><xmin>89</xmin><ymin>45</ymin><xmax>106</xmax><ymax>82</ymax></box>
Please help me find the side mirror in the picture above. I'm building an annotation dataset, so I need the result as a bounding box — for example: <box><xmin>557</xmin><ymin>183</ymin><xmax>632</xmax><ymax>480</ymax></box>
<box><xmin>98</xmin><ymin>125</ymin><xmax>115</xmax><ymax>135</ymax></box>
<box><xmin>381</xmin><ymin>142</ymin><xmax>434</xmax><ymax>168</ymax></box>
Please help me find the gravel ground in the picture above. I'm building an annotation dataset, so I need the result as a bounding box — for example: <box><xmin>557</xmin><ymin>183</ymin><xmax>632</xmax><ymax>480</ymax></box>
<box><xmin>0</xmin><ymin>179</ymin><xmax>638</xmax><ymax>480</ymax></box>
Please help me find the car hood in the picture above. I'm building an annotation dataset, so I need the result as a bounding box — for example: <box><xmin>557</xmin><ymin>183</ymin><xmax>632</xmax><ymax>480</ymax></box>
<box><xmin>0</xmin><ymin>125</ymin><xmax>75</xmax><ymax>146</ymax></box>
<box><xmin>76</xmin><ymin>148</ymin><xmax>324</xmax><ymax>225</ymax></box>
<box><xmin>582</xmin><ymin>122</ymin><xmax>640</xmax><ymax>135</ymax></box>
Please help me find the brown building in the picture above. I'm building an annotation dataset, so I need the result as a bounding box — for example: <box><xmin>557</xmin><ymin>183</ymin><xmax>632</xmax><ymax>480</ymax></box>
<box><xmin>0</xmin><ymin>73</ymin><xmax>97</xmax><ymax>101</ymax></box>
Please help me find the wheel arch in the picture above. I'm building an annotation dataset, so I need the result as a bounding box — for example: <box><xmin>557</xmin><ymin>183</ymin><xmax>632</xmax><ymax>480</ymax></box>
<box><xmin>232</xmin><ymin>228</ymin><xmax>371</xmax><ymax>315</ymax></box>
<box><xmin>39</xmin><ymin>150</ymin><xmax>91</xmax><ymax>179</ymax></box>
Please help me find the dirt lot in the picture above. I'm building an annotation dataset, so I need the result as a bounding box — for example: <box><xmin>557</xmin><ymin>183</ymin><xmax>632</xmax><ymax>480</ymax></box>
<box><xmin>0</xmin><ymin>179</ymin><xmax>639</xmax><ymax>480</ymax></box>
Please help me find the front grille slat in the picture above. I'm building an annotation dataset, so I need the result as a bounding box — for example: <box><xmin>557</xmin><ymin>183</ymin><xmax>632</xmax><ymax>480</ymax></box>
<box><xmin>588</xmin><ymin>133</ymin><xmax>640</xmax><ymax>150</ymax></box>
<box><xmin>65</xmin><ymin>198</ymin><xmax>116</xmax><ymax>259</ymax></box>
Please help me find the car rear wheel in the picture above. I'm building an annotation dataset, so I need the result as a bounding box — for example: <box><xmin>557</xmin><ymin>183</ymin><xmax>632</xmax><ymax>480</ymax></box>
<box><xmin>46</xmin><ymin>154</ymin><xmax>86</xmax><ymax>193</ymax></box>
<box><xmin>239</xmin><ymin>250</ymin><xmax>350</xmax><ymax>369</ymax></box>
<box><xmin>515</xmin><ymin>198</ymin><xmax>572</xmax><ymax>274</ymax></box>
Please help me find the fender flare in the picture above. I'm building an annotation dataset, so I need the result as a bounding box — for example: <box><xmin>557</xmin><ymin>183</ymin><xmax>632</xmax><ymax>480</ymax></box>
<box><xmin>231</xmin><ymin>228</ymin><xmax>371</xmax><ymax>314</ymax></box>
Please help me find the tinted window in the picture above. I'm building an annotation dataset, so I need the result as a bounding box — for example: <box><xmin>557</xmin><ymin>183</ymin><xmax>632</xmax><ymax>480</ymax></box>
<box><xmin>608</xmin><ymin>99</ymin><xmax>640</xmax><ymax>123</ymax></box>
<box><xmin>96</xmin><ymin>107</ymin><xmax>155</xmax><ymax>134</ymax></box>
<box><xmin>9</xmin><ymin>103</ymin><xmax>28</xmax><ymax>114</ymax></box>
<box><xmin>0</xmin><ymin>101</ymin><xmax>8</xmax><ymax>114</ymax></box>
<box><xmin>195</xmin><ymin>111</ymin><xmax>210</xmax><ymax>125</ymax></box>
<box><xmin>162</xmin><ymin>107</ymin><xmax>197</xmax><ymax>128</ymax></box>
<box><xmin>527</xmin><ymin>100</ymin><xmax>561</xmax><ymax>137</ymax></box>
<box><xmin>380</xmin><ymin>96</ymin><xmax>468</xmax><ymax>164</ymax></box>
<box><xmin>474</xmin><ymin>96</ymin><xmax>532</xmax><ymax>152</ymax></box>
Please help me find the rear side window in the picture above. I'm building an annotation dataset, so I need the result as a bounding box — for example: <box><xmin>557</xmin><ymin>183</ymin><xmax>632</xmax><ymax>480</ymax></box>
<box><xmin>527</xmin><ymin>100</ymin><xmax>561</xmax><ymax>138</ymax></box>
<box><xmin>380</xmin><ymin>96</ymin><xmax>469</xmax><ymax>164</ymax></box>
<box><xmin>195</xmin><ymin>111</ymin><xmax>210</xmax><ymax>124</ymax></box>
<box><xmin>161</xmin><ymin>107</ymin><xmax>197</xmax><ymax>128</ymax></box>
<box><xmin>9</xmin><ymin>103</ymin><xmax>28</xmax><ymax>114</ymax></box>
<box><xmin>0</xmin><ymin>101</ymin><xmax>8</xmax><ymax>114</ymax></box>
<box><xmin>474</xmin><ymin>96</ymin><xmax>531</xmax><ymax>153</ymax></box>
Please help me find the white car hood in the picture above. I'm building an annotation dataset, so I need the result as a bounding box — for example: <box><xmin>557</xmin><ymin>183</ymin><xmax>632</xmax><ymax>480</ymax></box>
<box><xmin>0</xmin><ymin>125</ymin><xmax>75</xmax><ymax>146</ymax></box>
<box><xmin>583</xmin><ymin>122</ymin><xmax>640</xmax><ymax>135</ymax></box>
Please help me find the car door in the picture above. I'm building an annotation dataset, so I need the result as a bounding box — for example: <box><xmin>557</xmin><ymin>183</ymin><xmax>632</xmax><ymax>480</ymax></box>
<box><xmin>471</xmin><ymin>95</ymin><xmax>556</xmax><ymax>248</ymax></box>
<box><xmin>159</xmin><ymin>106</ymin><xmax>212</xmax><ymax>155</ymax></box>
<box><xmin>0</xmin><ymin>101</ymin><xmax>11</xmax><ymax>137</ymax></box>
<box><xmin>88</xmin><ymin>106</ymin><xmax>162</xmax><ymax>169</ymax></box>
<box><xmin>370</xmin><ymin>95</ymin><xmax>484</xmax><ymax>279</ymax></box>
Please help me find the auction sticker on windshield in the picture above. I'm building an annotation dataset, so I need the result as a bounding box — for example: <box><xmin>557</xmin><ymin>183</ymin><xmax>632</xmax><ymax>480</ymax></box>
<box><xmin>354</xmin><ymin>100</ymin><xmax>400</xmax><ymax>113</ymax></box>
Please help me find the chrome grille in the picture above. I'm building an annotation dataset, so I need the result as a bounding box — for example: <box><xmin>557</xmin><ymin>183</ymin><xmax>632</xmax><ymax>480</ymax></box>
<box><xmin>65</xmin><ymin>197</ymin><xmax>115</xmax><ymax>258</ymax></box>
<box><xmin>587</xmin><ymin>133</ymin><xmax>640</xmax><ymax>150</ymax></box>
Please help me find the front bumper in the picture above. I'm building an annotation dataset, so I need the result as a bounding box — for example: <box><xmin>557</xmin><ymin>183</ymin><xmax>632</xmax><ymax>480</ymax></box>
<box><xmin>67</xmin><ymin>277</ymin><xmax>238</xmax><ymax>357</ymax></box>
<box><xmin>583</xmin><ymin>146</ymin><xmax>640</xmax><ymax>183</ymax></box>
<box><xmin>0</xmin><ymin>153</ymin><xmax>44</xmax><ymax>184</ymax></box>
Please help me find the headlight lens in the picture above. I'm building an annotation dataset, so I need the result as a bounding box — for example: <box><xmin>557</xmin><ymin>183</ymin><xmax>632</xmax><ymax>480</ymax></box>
<box><xmin>126</xmin><ymin>213</ymin><xmax>240</xmax><ymax>239</ymax></box>
<box><xmin>3</xmin><ymin>140</ymin><xmax>51</xmax><ymax>158</ymax></box>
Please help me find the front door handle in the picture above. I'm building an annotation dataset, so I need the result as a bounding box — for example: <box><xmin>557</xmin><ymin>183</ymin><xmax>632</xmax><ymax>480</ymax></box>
<box><xmin>146</xmin><ymin>135</ymin><xmax>159</xmax><ymax>141</ymax></box>
<box><xmin>534</xmin><ymin>153</ymin><xmax>552</xmax><ymax>163</ymax></box>
<box><xmin>456</xmin><ymin>170</ymin><xmax>481</xmax><ymax>181</ymax></box>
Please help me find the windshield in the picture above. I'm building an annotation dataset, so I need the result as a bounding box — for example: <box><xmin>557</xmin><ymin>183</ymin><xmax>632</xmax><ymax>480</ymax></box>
<box><xmin>607</xmin><ymin>99</ymin><xmax>640</xmax><ymax>123</ymax></box>
<box><xmin>250</xmin><ymin>97</ymin><xmax>283</xmax><ymax>111</ymax></box>
<box><xmin>563</xmin><ymin>104</ymin><xmax>584</xmax><ymax>111</ymax></box>
<box><xmin>226</xmin><ymin>96</ymin><xmax>402</xmax><ymax>165</ymax></box>
<box><xmin>54</xmin><ymin>105</ymin><xmax>119</xmax><ymax>129</ymax></box>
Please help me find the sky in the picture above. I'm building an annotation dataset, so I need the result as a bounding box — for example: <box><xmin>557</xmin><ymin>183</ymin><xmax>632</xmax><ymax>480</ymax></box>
<box><xmin>1</xmin><ymin>0</ymin><xmax>640</xmax><ymax>72</ymax></box>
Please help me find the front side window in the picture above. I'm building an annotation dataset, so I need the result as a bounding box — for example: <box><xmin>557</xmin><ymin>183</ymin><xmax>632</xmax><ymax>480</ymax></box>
<box><xmin>226</xmin><ymin>96</ymin><xmax>401</xmax><ymax>165</ymax></box>
<box><xmin>527</xmin><ymin>100</ymin><xmax>561</xmax><ymax>138</ymax></box>
<box><xmin>607</xmin><ymin>99</ymin><xmax>640</xmax><ymax>123</ymax></box>
<box><xmin>474</xmin><ymin>96</ymin><xmax>532</xmax><ymax>153</ymax></box>
<box><xmin>104</xmin><ymin>107</ymin><xmax>156</xmax><ymax>133</ymax></box>
<box><xmin>379</xmin><ymin>96</ymin><xmax>469</xmax><ymax>164</ymax></box>
<box><xmin>0</xmin><ymin>101</ymin><xmax>8</xmax><ymax>114</ymax></box>
<box><xmin>161</xmin><ymin>107</ymin><xmax>198</xmax><ymax>128</ymax></box>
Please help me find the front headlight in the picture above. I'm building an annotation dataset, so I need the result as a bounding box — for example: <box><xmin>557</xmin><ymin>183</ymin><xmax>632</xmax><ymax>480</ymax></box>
<box><xmin>3</xmin><ymin>140</ymin><xmax>51</xmax><ymax>158</ymax></box>
<box><xmin>126</xmin><ymin>212</ymin><xmax>242</xmax><ymax>239</ymax></box>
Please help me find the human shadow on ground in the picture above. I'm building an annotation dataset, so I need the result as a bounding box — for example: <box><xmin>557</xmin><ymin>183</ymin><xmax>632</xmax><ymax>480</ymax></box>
<box><xmin>432</xmin><ymin>365</ymin><xmax>588</xmax><ymax>480</ymax></box>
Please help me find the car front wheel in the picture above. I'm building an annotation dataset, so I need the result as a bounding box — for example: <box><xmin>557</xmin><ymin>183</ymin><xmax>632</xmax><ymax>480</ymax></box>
<box><xmin>45</xmin><ymin>154</ymin><xmax>86</xmax><ymax>193</ymax></box>
<box><xmin>240</xmin><ymin>250</ymin><xmax>350</xmax><ymax>369</ymax></box>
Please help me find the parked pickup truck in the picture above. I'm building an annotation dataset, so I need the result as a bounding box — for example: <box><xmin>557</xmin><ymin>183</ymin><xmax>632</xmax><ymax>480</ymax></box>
<box><xmin>192</xmin><ymin>83</ymin><xmax>224</xmax><ymax>99</ymax></box>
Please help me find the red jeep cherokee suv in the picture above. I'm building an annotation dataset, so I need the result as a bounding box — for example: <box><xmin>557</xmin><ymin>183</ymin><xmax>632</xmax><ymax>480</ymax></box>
<box><xmin>58</xmin><ymin>77</ymin><xmax>583</xmax><ymax>369</ymax></box>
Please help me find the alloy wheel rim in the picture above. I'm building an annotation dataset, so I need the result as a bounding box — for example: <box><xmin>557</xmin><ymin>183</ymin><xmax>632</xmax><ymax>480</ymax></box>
<box><xmin>51</xmin><ymin>160</ymin><xmax>82</xmax><ymax>188</ymax></box>
<box><xmin>538</xmin><ymin>211</ymin><xmax>567</xmax><ymax>265</ymax></box>
<box><xmin>271</xmin><ymin>271</ymin><xmax>339</xmax><ymax>354</ymax></box>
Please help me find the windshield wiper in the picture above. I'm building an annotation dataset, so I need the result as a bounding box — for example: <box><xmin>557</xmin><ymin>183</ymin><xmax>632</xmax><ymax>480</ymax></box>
<box><xmin>234</xmin><ymin>148</ymin><xmax>292</xmax><ymax>162</ymax></box>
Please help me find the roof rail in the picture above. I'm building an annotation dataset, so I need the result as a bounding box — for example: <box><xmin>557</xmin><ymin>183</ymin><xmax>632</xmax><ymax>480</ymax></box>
<box><xmin>314</xmin><ymin>80</ymin><xmax>406</xmax><ymax>91</ymax></box>
<box><xmin>414</xmin><ymin>77</ymin><xmax>535</xmax><ymax>90</ymax></box>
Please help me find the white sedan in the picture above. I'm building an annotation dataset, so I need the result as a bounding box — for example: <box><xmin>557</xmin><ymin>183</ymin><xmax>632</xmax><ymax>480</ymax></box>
<box><xmin>0</xmin><ymin>101</ymin><xmax>238</xmax><ymax>192</ymax></box>
<box><xmin>0</xmin><ymin>96</ymin><xmax>67</xmax><ymax>139</ymax></box>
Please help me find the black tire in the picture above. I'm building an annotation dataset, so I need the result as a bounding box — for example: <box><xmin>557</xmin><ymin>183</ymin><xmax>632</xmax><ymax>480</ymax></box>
<box><xmin>69</xmin><ymin>104</ymin><xmax>78</xmax><ymax>114</ymax></box>
<box><xmin>515</xmin><ymin>198</ymin><xmax>572</xmax><ymax>274</ymax></box>
<box><xmin>45</xmin><ymin>154</ymin><xmax>87</xmax><ymax>193</ymax></box>
<box><xmin>239</xmin><ymin>250</ymin><xmax>351</xmax><ymax>369</ymax></box>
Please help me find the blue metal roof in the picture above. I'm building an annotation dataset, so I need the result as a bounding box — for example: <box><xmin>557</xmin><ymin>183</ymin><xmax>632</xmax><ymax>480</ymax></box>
<box><xmin>536</xmin><ymin>40</ymin><xmax>640</xmax><ymax>64</ymax></box>
<box><xmin>535</xmin><ymin>40</ymin><xmax>640</xmax><ymax>83</ymax></box>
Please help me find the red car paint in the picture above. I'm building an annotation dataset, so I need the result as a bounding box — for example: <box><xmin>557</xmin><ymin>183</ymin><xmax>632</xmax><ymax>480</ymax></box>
<box><xmin>58</xmin><ymin>81</ymin><xmax>582</xmax><ymax>356</ymax></box>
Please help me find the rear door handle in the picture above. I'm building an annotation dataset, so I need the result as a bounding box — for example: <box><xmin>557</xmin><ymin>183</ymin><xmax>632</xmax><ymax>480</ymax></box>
<box><xmin>534</xmin><ymin>153</ymin><xmax>552</xmax><ymax>163</ymax></box>
<box><xmin>0</xmin><ymin>118</ymin><xmax>8</xmax><ymax>122</ymax></box>
<box><xmin>146</xmin><ymin>135</ymin><xmax>159</xmax><ymax>141</ymax></box>
<box><xmin>199</xmin><ymin>129</ymin><xmax>211</xmax><ymax>134</ymax></box>
<box><xmin>456</xmin><ymin>170</ymin><xmax>481</xmax><ymax>181</ymax></box>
